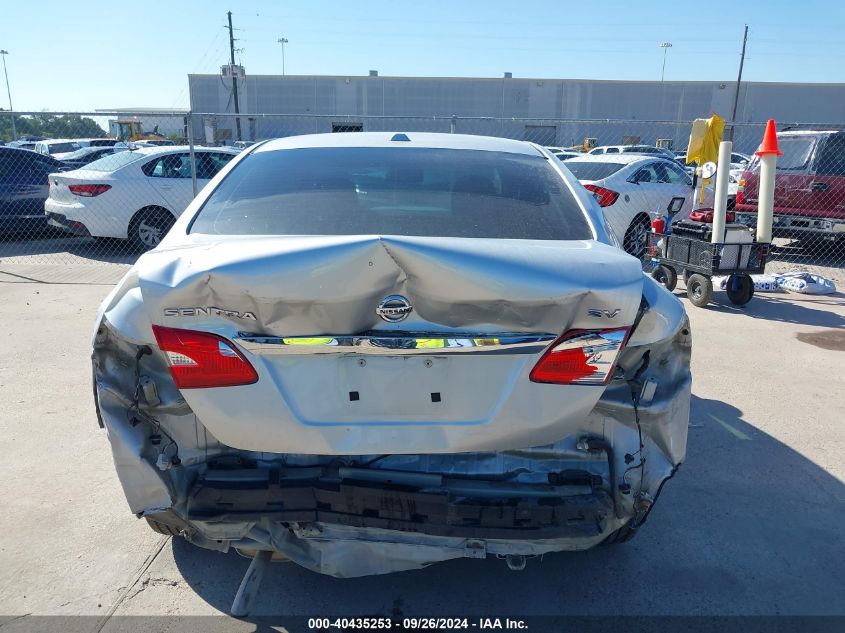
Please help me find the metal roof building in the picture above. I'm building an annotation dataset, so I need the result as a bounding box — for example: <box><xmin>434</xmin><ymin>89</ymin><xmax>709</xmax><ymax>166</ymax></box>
<box><xmin>188</xmin><ymin>73</ymin><xmax>845</xmax><ymax>152</ymax></box>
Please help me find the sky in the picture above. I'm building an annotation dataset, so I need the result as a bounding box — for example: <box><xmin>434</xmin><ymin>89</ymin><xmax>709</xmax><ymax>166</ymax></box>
<box><xmin>2</xmin><ymin>0</ymin><xmax>844</xmax><ymax>112</ymax></box>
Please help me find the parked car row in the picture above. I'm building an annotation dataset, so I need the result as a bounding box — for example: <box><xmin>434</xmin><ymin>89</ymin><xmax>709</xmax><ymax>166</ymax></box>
<box><xmin>0</xmin><ymin>145</ymin><xmax>237</xmax><ymax>246</ymax></box>
<box><xmin>5</xmin><ymin>131</ymin><xmax>838</xmax><ymax>255</ymax></box>
<box><xmin>2</xmin><ymin>138</ymin><xmax>716</xmax><ymax>256</ymax></box>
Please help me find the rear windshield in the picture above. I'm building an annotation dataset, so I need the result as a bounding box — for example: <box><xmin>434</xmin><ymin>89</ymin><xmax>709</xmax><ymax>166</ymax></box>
<box><xmin>47</xmin><ymin>142</ymin><xmax>80</xmax><ymax>154</ymax></box>
<box><xmin>61</xmin><ymin>147</ymin><xmax>106</xmax><ymax>160</ymax></box>
<box><xmin>83</xmin><ymin>150</ymin><xmax>147</xmax><ymax>172</ymax></box>
<box><xmin>563</xmin><ymin>161</ymin><xmax>626</xmax><ymax>181</ymax></box>
<box><xmin>190</xmin><ymin>147</ymin><xmax>592</xmax><ymax>240</ymax></box>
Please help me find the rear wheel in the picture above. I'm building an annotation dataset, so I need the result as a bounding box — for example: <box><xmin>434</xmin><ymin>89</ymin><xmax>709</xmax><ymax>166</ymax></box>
<box><xmin>129</xmin><ymin>207</ymin><xmax>175</xmax><ymax>251</ymax></box>
<box><xmin>686</xmin><ymin>273</ymin><xmax>713</xmax><ymax>308</ymax></box>
<box><xmin>623</xmin><ymin>215</ymin><xmax>651</xmax><ymax>258</ymax></box>
<box><xmin>651</xmin><ymin>265</ymin><xmax>678</xmax><ymax>291</ymax></box>
<box><xmin>726</xmin><ymin>273</ymin><xmax>755</xmax><ymax>306</ymax></box>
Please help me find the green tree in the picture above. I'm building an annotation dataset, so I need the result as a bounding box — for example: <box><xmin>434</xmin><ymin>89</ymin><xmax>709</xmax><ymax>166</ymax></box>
<box><xmin>1</xmin><ymin>111</ymin><xmax>106</xmax><ymax>142</ymax></box>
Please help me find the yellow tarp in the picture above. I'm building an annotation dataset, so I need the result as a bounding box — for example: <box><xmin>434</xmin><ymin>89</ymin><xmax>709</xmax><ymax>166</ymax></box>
<box><xmin>686</xmin><ymin>114</ymin><xmax>725</xmax><ymax>166</ymax></box>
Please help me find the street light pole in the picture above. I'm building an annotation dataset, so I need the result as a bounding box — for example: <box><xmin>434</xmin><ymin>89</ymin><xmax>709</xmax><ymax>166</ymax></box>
<box><xmin>277</xmin><ymin>38</ymin><xmax>289</xmax><ymax>76</ymax></box>
<box><xmin>659</xmin><ymin>42</ymin><xmax>672</xmax><ymax>82</ymax></box>
<box><xmin>0</xmin><ymin>49</ymin><xmax>16</xmax><ymax>141</ymax></box>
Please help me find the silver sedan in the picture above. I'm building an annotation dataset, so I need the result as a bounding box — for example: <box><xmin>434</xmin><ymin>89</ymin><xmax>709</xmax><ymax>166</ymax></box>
<box><xmin>93</xmin><ymin>132</ymin><xmax>691</xmax><ymax>598</ymax></box>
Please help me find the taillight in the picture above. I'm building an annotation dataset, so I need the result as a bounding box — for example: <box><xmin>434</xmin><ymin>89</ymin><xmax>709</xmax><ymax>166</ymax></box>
<box><xmin>583</xmin><ymin>184</ymin><xmax>619</xmax><ymax>207</ymax></box>
<box><xmin>69</xmin><ymin>184</ymin><xmax>111</xmax><ymax>197</ymax></box>
<box><xmin>529</xmin><ymin>328</ymin><xmax>629</xmax><ymax>385</ymax></box>
<box><xmin>151</xmin><ymin>325</ymin><xmax>258</xmax><ymax>389</ymax></box>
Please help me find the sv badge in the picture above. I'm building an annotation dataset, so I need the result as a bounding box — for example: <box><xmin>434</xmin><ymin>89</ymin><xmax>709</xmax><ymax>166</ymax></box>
<box><xmin>587</xmin><ymin>308</ymin><xmax>621</xmax><ymax>319</ymax></box>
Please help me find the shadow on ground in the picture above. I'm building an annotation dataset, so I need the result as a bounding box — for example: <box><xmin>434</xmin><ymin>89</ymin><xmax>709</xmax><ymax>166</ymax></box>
<box><xmin>667</xmin><ymin>278</ymin><xmax>845</xmax><ymax>328</ymax></box>
<box><xmin>167</xmin><ymin>395</ymin><xmax>845</xmax><ymax>618</ymax></box>
<box><xmin>707</xmin><ymin>293</ymin><xmax>845</xmax><ymax>328</ymax></box>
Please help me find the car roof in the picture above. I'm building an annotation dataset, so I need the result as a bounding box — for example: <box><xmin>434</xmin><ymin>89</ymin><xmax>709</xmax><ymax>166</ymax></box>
<box><xmin>256</xmin><ymin>132</ymin><xmax>541</xmax><ymax>156</ymax></box>
<box><xmin>119</xmin><ymin>145</ymin><xmax>239</xmax><ymax>156</ymax></box>
<box><xmin>566</xmin><ymin>153</ymin><xmax>669</xmax><ymax>165</ymax></box>
<box><xmin>777</xmin><ymin>130</ymin><xmax>841</xmax><ymax>137</ymax></box>
<box><xmin>0</xmin><ymin>145</ymin><xmax>50</xmax><ymax>156</ymax></box>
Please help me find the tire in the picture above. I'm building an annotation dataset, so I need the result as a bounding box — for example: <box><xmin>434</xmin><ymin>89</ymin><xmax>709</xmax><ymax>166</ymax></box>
<box><xmin>726</xmin><ymin>273</ymin><xmax>755</xmax><ymax>306</ymax></box>
<box><xmin>651</xmin><ymin>265</ymin><xmax>678</xmax><ymax>291</ymax></box>
<box><xmin>686</xmin><ymin>273</ymin><xmax>713</xmax><ymax>308</ymax></box>
<box><xmin>602</xmin><ymin>523</ymin><xmax>638</xmax><ymax>545</ymax></box>
<box><xmin>145</xmin><ymin>517</ymin><xmax>181</xmax><ymax>536</ymax></box>
<box><xmin>623</xmin><ymin>215</ymin><xmax>651</xmax><ymax>259</ymax></box>
<box><xmin>128</xmin><ymin>207</ymin><xmax>176</xmax><ymax>252</ymax></box>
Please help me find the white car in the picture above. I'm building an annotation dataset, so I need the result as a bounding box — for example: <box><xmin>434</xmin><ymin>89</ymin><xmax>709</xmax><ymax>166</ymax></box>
<box><xmin>545</xmin><ymin>147</ymin><xmax>582</xmax><ymax>161</ymax></box>
<box><xmin>727</xmin><ymin>168</ymin><xmax>745</xmax><ymax>209</ymax></box>
<box><xmin>677</xmin><ymin>152</ymin><xmax>750</xmax><ymax>172</ymax></box>
<box><xmin>45</xmin><ymin>146</ymin><xmax>238</xmax><ymax>250</ymax></box>
<box><xmin>35</xmin><ymin>139</ymin><xmax>82</xmax><ymax>157</ymax></box>
<box><xmin>563</xmin><ymin>154</ymin><xmax>710</xmax><ymax>256</ymax></box>
<box><xmin>588</xmin><ymin>145</ymin><xmax>676</xmax><ymax>159</ymax></box>
<box><xmin>730</xmin><ymin>152</ymin><xmax>751</xmax><ymax>170</ymax></box>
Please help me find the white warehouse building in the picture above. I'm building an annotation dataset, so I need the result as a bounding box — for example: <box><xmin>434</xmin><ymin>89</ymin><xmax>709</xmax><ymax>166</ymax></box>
<box><xmin>187</xmin><ymin>73</ymin><xmax>845</xmax><ymax>153</ymax></box>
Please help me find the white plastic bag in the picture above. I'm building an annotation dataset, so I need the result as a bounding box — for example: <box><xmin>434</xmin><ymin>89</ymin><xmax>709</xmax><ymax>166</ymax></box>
<box><xmin>775</xmin><ymin>272</ymin><xmax>837</xmax><ymax>295</ymax></box>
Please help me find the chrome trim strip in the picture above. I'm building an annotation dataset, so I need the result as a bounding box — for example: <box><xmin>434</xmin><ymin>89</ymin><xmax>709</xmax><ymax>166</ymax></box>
<box><xmin>236</xmin><ymin>332</ymin><xmax>557</xmax><ymax>356</ymax></box>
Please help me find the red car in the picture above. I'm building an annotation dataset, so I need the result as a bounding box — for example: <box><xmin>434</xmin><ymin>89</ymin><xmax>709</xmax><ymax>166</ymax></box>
<box><xmin>735</xmin><ymin>130</ymin><xmax>845</xmax><ymax>241</ymax></box>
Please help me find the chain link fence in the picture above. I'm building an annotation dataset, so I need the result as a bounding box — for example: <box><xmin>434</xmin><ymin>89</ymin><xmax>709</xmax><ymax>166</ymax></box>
<box><xmin>1</xmin><ymin>110</ymin><xmax>842</xmax><ymax>283</ymax></box>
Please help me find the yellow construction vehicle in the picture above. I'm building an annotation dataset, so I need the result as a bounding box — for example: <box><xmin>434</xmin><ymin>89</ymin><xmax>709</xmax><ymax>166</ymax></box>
<box><xmin>109</xmin><ymin>119</ymin><xmax>168</xmax><ymax>142</ymax></box>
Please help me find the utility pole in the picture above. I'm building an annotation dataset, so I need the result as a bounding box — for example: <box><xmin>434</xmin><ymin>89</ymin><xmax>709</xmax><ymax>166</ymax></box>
<box><xmin>0</xmin><ymin>50</ymin><xmax>16</xmax><ymax>141</ymax></box>
<box><xmin>729</xmin><ymin>25</ymin><xmax>749</xmax><ymax>141</ymax></box>
<box><xmin>227</xmin><ymin>11</ymin><xmax>242</xmax><ymax>142</ymax></box>
<box><xmin>277</xmin><ymin>38</ymin><xmax>288</xmax><ymax>76</ymax></box>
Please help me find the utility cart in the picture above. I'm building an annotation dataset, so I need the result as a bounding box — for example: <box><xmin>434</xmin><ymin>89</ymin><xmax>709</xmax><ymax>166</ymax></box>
<box><xmin>647</xmin><ymin>117</ymin><xmax>780</xmax><ymax>309</ymax></box>
<box><xmin>649</xmin><ymin>231</ymin><xmax>770</xmax><ymax>308</ymax></box>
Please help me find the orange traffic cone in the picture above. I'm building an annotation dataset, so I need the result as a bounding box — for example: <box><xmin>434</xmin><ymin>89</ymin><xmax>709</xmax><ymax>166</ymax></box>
<box><xmin>755</xmin><ymin>119</ymin><xmax>783</xmax><ymax>156</ymax></box>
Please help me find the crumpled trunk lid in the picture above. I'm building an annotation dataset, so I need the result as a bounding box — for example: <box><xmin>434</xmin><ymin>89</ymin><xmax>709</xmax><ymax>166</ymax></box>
<box><xmin>135</xmin><ymin>234</ymin><xmax>645</xmax><ymax>454</ymax></box>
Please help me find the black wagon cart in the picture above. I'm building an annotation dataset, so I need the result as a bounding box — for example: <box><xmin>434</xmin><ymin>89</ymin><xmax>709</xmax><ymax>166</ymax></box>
<box><xmin>649</xmin><ymin>228</ymin><xmax>770</xmax><ymax>308</ymax></box>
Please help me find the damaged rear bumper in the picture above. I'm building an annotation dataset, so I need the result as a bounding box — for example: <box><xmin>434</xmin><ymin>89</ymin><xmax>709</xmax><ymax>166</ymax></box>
<box><xmin>148</xmin><ymin>469</ymin><xmax>621</xmax><ymax>577</ymax></box>
<box><xmin>188</xmin><ymin>469</ymin><xmax>614</xmax><ymax>540</ymax></box>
